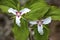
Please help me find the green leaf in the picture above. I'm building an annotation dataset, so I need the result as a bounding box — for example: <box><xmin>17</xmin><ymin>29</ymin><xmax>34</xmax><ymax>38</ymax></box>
<box><xmin>32</xmin><ymin>25</ymin><xmax>49</xmax><ymax>40</ymax></box>
<box><xmin>46</xmin><ymin>6</ymin><xmax>60</xmax><ymax>20</ymax></box>
<box><xmin>24</xmin><ymin>2</ymin><xmax>50</xmax><ymax>20</ymax></box>
<box><xmin>0</xmin><ymin>0</ymin><xmax>16</xmax><ymax>8</ymax></box>
<box><xmin>12</xmin><ymin>19</ymin><xmax>29</xmax><ymax>40</ymax></box>
<box><xmin>0</xmin><ymin>5</ymin><xmax>9</xmax><ymax>12</ymax></box>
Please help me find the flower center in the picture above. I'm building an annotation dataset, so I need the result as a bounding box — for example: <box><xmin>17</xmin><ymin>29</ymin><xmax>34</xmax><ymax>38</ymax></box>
<box><xmin>16</xmin><ymin>12</ymin><xmax>22</xmax><ymax>17</ymax></box>
<box><xmin>37</xmin><ymin>20</ymin><xmax>43</xmax><ymax>26</ymax></box>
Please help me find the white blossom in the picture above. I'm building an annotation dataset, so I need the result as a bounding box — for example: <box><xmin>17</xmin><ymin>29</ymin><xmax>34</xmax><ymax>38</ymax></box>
<box><xmin>29</xmin><ymin>17</ymin><xmax>51</xmax><ymax>35</ymax></box>
<box><xmin>8</xmin><ymin>8</ymin><xmax>17</xmax><ymax>15</ymax></box>
<box><xmin>37</xmin><ymin>25</ymin><xmax>43</xmax><ymax>35</ymax></box>
<box><xmin>42</xmin><ymin>17</ymin><xmax>51</xmax><ymax>24</ymax></box>
<box><xmin>8</xmin><ymin>8</ymin><xmax>31</xmax><ymax>27</ymax></box>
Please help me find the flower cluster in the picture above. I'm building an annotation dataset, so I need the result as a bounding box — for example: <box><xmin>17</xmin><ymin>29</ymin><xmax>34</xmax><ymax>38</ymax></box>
<box><xmin>8</xmin><ymin>8</ymin><xmax>51</xmax><ymax>35</ymax></box>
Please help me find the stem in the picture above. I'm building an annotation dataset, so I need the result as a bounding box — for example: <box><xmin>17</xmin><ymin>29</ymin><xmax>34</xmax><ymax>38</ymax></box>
<box><xmin>28</xmin><ymin>24</ymin><xmax>35</xmax><ymax>40</ymax></box>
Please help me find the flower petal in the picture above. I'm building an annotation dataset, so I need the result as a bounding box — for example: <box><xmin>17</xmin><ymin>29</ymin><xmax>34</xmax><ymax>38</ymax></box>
<box><xmin>16</xmin><ymin>16</ymin><xmax>21</xmax><ymax>27</ymax></box>
<box><xmin>29</xmin><ymin>21</ymin><xmax>37</xmax><ymax>25</ymax></box>
<box><xmin>42</xmin><ymin>17</ymin><xmax>51</xmax><ymax>24</ymax></box>
<box><xmin>37</xmin><ymin>24</ymin><xmax>44</xmax><ymax>35</ymax></box>
<box><xmin>8</xmin><ymin>8</ymin><xmax>17</xmax><ymax>15</ymax></box>
<box><xmin>20</xmin><ymin>8</ymin><xmax>31</xmax><ymax>15</ymax></box>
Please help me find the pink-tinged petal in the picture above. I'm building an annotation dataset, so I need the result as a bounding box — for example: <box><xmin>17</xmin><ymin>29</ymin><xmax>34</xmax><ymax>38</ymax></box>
<box><xmin>37</xmin><ymin>24</ymin><xmax>44</xmax><ymax>35</ymax></box>
<box><xmin>20</xmin><ymin>8</ymin><xmax>31</xmax><ymax>15</ymax></box>
<box><xmin>16</xmin><ymin>16</ymin><xmax>21</xmax><ymax>27</ymax></box>
<box><xmin>42</xmin><ymin>17</ymin><xmax>51</xmax><ymax>24</ymax></box>
<box><xmin>8</xmin><ymin>8</ymin><xmax>17</xmax><ymax>15</ymax></box>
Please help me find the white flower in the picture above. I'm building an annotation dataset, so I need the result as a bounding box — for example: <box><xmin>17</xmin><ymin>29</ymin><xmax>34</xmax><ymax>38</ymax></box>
<box><xmin>29</xmin><ymin>17</ymin><xmax>51</xmax><ymax>35</ymax></box>
<box><xmin>8</xmin><ymin>8</ymin><xmax>31</xmax><ymax>27</ymax></box>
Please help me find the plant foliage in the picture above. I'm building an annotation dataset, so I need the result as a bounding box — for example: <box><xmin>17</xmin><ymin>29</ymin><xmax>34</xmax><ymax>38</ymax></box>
<box><xmin>0</xmin><ymin>0</ymin><xmax>60</xmax><ymax>40</ymax></box>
